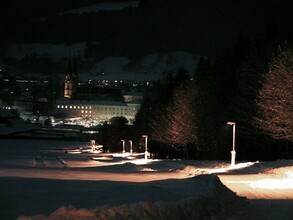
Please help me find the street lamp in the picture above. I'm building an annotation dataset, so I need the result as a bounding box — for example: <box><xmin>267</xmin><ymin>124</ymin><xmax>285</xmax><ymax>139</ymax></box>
<box><xmin>227</xmin><ymin>122</ymin><xmax>236</xmax><ymax>166</ymax></box>
<box><xmin>129</xmin><ymin>140</ymin><xmax>133</xmax><ymax>154</ymax></box>
<box><xmin>142</xmin><ymin>135</ymin><xmax>149</xmax><ymax>159</ymax></box>
<box><xmin>90</xmin><ymin>139</ymin><xmax>95</xmax><ymax>151</ymax></box>
<box><xmin>121</xmin><ymin>139</ymin><xmax>125</xmax><ymax>154</ymax></box>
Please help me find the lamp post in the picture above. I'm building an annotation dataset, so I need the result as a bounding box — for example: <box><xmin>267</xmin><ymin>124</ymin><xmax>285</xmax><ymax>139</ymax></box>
<box><xmin>142</xmin><ymin>135</ymin><xmax>148</xmax><ymax>159</ymax></box>
<box><xmin>90</xmin><ymin>139</ymin><xmax>95</xmax><ymax>151</ymax></box>
<box><xmin>129</xmin><ymin>140</ymin><xmax>133</xmax><ymax>154</ymax></box>
<box><xmin>227</xmin><ymin>122</ymin><xmax>236</xmax><ymax>166</ymax></box>
<box><xmin>121</xmin><ymin>139</ymin><xmax>125</xmax><ymax>154</ymax></box>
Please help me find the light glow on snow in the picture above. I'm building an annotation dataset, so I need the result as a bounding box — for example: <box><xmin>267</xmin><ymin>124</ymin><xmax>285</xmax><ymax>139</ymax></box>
<box><xmin>202</xmin><ymin>161</ymin><xmax>258</xmax><ymax>174</ymax></box>
<box><xmin>248</xmin><ymin>178</ymin><xmax>293</xmax><ymax>189</ymax></box>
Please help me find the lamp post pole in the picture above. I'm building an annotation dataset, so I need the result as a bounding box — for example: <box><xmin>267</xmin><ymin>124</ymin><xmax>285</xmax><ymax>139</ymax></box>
<box><xmin>121</xmin><ymin>140</ymin><xmax>125</xmax><ymax>154</ymax></box>
<box><xmin>227</xmin><ymin>122</ymin><xmax>236</xmax><ymax>166</ymax></box>
<box><xmin>129</xmin><ymin>140</ymin><xmax>133</xmax><ymax>154</ymax></box>
<box><xmin>142</xmin><ymin>135</ymin><xmax>148</xmax><ymax>159</ymax></box>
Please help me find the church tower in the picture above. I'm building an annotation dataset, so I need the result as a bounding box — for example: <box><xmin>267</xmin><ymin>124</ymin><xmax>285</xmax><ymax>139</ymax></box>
<box><xmin>64</xmin><ymin>56</ymin><xmax>77</xmax><ymax>99</ymax></box>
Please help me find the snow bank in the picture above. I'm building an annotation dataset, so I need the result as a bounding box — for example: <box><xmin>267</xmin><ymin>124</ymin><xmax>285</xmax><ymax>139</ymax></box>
<box><xmin>17</xmin><ymin>175</ymin><xmax>247</xmax><ymax>220</ymax></box>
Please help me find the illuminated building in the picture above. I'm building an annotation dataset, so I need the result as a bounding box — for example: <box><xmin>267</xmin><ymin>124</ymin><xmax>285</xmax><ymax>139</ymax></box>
<box><xmin>56</xmin><ymin>57</ymin><xmax>141</xmax><ymax>124</ymax></box>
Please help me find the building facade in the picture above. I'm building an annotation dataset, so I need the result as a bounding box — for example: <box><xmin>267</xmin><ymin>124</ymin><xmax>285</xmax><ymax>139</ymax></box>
<box><xmin>56</xmin><ymin>99</ymin><xmax>140</xmax><ymax>124</ymax></box>
<box><xmin>56</xmin><ymin>59</ymin><xmax>141</xmax><ymax>124</ymax></box>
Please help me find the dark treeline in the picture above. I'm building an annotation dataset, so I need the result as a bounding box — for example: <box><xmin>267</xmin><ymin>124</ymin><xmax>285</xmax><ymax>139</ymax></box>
<box><xmin>1</xmin><ymin>0</ymin><xmax>293</xmax><ymax>59</ymax></box>
<box><xmin>132</xmin><ymin>28</ymin><xmax>293</xmax><ymax>161</ymax></box>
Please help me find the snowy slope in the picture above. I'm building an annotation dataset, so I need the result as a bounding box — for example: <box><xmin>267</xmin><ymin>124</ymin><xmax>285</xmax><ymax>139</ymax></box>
<box><xmin>7</xmin><ymin>43</ymin><xmax>200</xmax><ymax>82</ymax></box>
<box><xmin>64</xmin><ymin>1</ymin><xmax>140</xmax><ymax>14</ymax></box>
<box><xmin>85</xmin><ymin>52</ymin><xmax>199</xmax><ymax>82</ymax></box>
<box><xmin>7</xmin><ymin>43</ymin><xmax>86</xmax><ymax>60</ymax></box>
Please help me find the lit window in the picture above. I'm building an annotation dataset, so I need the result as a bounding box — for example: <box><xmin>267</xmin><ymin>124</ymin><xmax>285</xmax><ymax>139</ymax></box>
<box><xmin>65</xmin><ymin>106</ymin><xmax>68</xmax><ymax>108</ymax></box>
<box><xmin>85</xmin><ymin>106</ymin><xmax>88</xmax><ymax>109</ymax></box>
<box><xmin>61</xmin><ymin>105</ymin><xmax>64</xmax><ymax>108</ymax></box>
<box><xmin>74</xmin><ymin>106</ymin><xmax>76</xmax><ymax>109</ymax></box>
<box><xmin>85</xmin><ymin>111</ymin><xmax>88</xmax><ymax>113</ymax></box>
<box><xmin>82</xmin><ymin>106</ymin><xmax>84</xmax><ymax>109</ymax></box>
<box><xmin>89</xmin><ymin>106</ymin><xmax>92</xmax><ymax>109</ymax></box>
<box><xmin>57</xmin><ymin>105</ymin><xmax>60</xmax><ymax>108</ymax></box>
<box><xmin>89</xmin><ymin>111</ymin><xmax>91</xmax><ymax>113</ymax></box>
<box><xmin>81</xmin><ymin>110</ymin><xmax>84</xmax><ymax>113</ymax></box>
<box><xmin>78</xmin><ymin>106</ymin><xmax>80</xmax><ymax>109</ymax></box>
<box><xmin>69</xmin><ymin>106</ymin><xmax>72</xmax><ymax>109</ymax></box>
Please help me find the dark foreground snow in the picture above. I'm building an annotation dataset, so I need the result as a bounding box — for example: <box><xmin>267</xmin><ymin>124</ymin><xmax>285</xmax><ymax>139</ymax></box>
<box><xmin>0</xmin><ymin>139</ymin><xmax>292</xmax><ymax>219</ymax></box>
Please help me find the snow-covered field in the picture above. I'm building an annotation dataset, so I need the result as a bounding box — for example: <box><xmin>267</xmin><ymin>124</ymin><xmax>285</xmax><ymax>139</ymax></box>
<box><xmin>0</xmin><ymin>139</ymin><xmax>292</xmax><ymax>219</ymax></box>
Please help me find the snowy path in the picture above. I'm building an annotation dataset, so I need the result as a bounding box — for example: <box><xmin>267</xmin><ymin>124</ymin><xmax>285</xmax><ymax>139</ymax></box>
<box><xmin>0</xmin><ymin>160</ymin><xmax>293</xmax><ymax>220</ymax></box>
<box><xmin>0</xmin><ymin>167</ymin><xmax>190</xmax><ymax>182</ymax></box>
<box><xmin>219</xmin><ymin>174</ymin><xmax>293</xmax><ymax>199</ymax></box>
<box><xmin>219</xmin><ymin>174</ymin><xmax>293</xmax><ymax>219</ymax></box>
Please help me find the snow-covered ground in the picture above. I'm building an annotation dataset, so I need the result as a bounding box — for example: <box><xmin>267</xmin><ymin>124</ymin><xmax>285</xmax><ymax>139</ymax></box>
<box><xmin>0</xmin><ymin>139</ymin><xmax>292</xmax><ymax>219</ymax></box>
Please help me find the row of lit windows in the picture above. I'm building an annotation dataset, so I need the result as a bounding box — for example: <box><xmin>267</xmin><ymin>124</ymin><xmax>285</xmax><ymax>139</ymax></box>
<box><xmin>57</xmin><ymin>105</ymin><xmax>92</xmax><ymax>109</ymax></box>
<box><xmin>57</xmin><ymin>105</ymin><xmax>137</xmax><ymax>111</ymax></box>
<box><xmin>81</xmin><ymin>110</ymin><xmax>92</xmax><ymax>114</ymax></box>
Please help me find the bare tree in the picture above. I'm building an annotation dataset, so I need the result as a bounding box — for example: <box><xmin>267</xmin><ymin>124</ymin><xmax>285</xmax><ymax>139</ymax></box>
<box><xmin>150</xmin><ymin>82</ymin><xmax>198</xmax><ymax>148</ymax></box>
<box><xmin>255</xmin><ymin>46</ymin><xmax>293</xmax><ymax>141</ymax></box>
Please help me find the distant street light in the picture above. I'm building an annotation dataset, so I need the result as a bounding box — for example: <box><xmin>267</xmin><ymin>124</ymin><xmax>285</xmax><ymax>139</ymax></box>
<box><xmin>129</xmin><ymin>140</ymin><xmax>133</xmax><ymax>154</ymax></box>
<box><xmin>227</xmin><ymin>122</ymin><xmax>236</xmax><ymax>166</ymax></box>
<box><xmin>90</xmin><ymin>139</ymin><xmax>95</xmax><ymax>151</ymax></box>
<box><xmin>142</xmin><ymin>135</ymin><xmax>149</xmax><ymax>159</ymax></box>
<box><xmin>121</xmin><ymin>140</ymin><xmax>125</xmax><ymax>154</ymax></box>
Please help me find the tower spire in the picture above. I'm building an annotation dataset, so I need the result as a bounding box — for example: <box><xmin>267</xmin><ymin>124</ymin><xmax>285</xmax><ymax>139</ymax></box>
<box><xmin>64</xmin><ymin>55</ymin><xmax>74</xmax><ymax>99</ymax></box>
